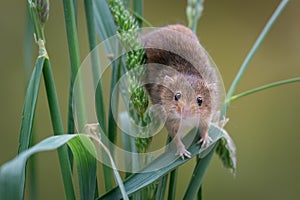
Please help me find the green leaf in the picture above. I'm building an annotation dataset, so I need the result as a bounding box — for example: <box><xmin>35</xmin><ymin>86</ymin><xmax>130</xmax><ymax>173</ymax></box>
<box><xmin>155</xmin><ymin>174</ymin><xmax>168</xmax><ymax>200</ymax></box>
<box><xmin>0</xmin><ymin>134</ymin><xmax>99</xmax><ymax>200</ymax></box>
<box><xmin>133</xmin><ymin>0</ymin><xmax>143</xmax><ymax>27</ymax></box>
<box><xmin>225</xmin><ymin>0</ymin><xmax>290</xmax><ymax>110</ymax></box>
<box><xmin>68</xmin><ymin>135</ymin><xmax>97</xmax><ymax>200</ymax></box>
<box><xmin>215</xmin><ymin>136</ymin><xmax>236</xmax><ymax>174</ymax></box>
<box><xmin>93</xmin><ymin>0</ymin><xmax>119</xmax><ymax>191</ymax></box>
<box><xmin>183</xmin><ymin>146</ymin><xmax>216</xmax><ymax>200</ymax></box>
<box><xmin>18</xmin><ymin>56</ymin><xmax>45</xmax><ymax>153</ymax></box>
<box><xmin>62</xmin><ymin>0</ymin><xmax>87</xmax><ymax>133</ymax></box>
<box><xmin>0</xmin><ymin>134</ymin><xmax>77</xmax><ymax>200</ymax></box>
<box><xmin>93</xmin><ymin>0</ymin><xmax>117</xmax><ymax>43</ymax></box>
<box><xmin>98</xmin><ymin>125</ymin><xmax>226</xmax><ymax>199</ymax></box>
<box><xmin>167</xmin><ymin>169</ymin><xmax>178</xmax><ymax>200</ymax></box>
<box><xmin>84</xmin><ymin>0</ymin><xmax>107</xmax><ymax>132</ymax></box>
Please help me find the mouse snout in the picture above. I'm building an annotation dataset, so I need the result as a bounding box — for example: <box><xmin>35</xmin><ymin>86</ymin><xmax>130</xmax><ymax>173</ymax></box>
<box><xmin>180</xmin><ymin>106</ymin><xmax>194</xmax><ymax>118</ymax></box>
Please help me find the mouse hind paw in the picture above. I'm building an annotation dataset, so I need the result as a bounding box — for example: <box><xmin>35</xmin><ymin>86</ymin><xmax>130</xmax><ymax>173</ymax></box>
<box><xmin>176</xmin><ymin>146</ymin><xmax>191</xmax><ymax>159</ymax></box>
<box><xmin>197</xmin><ymin>135</ymin><xmax>212</xmax><ymax>148</ymax></box>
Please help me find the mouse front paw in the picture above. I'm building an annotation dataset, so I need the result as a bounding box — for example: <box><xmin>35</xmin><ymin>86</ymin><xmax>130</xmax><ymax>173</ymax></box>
<box><xmin>176</xmin><ymin>146</ymin><xmax>191</xmax><ymax>159</ymax></box>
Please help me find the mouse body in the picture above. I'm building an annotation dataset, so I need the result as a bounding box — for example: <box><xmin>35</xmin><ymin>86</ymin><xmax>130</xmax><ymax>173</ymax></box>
<box><xmin>142</xmin><ymin>24</ymin><xmax>221</xmax><ymax>158</ymax></box>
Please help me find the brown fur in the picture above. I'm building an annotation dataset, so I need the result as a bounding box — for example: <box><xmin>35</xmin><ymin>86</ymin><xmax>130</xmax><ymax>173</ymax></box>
<box><xmin>142</xmin><ymin>24</ymin><xmax>220</xmax><ymax>158</ymax></box>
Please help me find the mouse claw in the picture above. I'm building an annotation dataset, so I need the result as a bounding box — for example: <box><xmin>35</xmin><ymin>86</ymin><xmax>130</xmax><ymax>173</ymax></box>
<box><xmin>176</xmin><ymin>147</ymin><xmax>191</xmax><ymax>159</ymax></box>
<box><xmin>197</xmin><ymin>135</ymin><xmax>212</xmax><ymax>148</ymax></box>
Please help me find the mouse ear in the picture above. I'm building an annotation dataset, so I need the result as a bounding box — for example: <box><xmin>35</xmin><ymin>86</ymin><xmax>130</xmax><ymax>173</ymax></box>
<box><xmin>163</xmin><ymin>75</ymin><xmax>174</xmax><ymax>84</ymax></box>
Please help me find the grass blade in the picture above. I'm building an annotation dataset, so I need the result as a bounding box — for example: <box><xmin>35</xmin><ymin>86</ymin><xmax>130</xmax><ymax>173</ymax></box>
<box><xmin>23</xmin><ymin>12</ymin><xmax>37</xmax><ymax>200</ymax></box>
<box><xmin>225</xmin><ymin>0</ymin><xmax>290</xmax><ymax>107</ymax></box>
<box><xmin>68</xmin><ymin>135</ymin><xmax>97</xmax><ymax>200</ymax></box>
<box><xmin>83</xmin><ymin>0</ymin><xmax>105</xmax><ymax>197</ymax></box>
<box><xmin>62</xmin><ymin>0</ymin><xmax>87</xmax><ymax>131</ymax></box>
<box><xmin>88</xmin><ymin>134</ymin><xmax>129</xmax><ymax>200</ymax></box>
<box><xmin>0</xmin><ymin>134</ymin><xmax>77</xmax><ymax>200</ymax></box>
<box><xmin>18</xmin><ymin>56</ymin><xmax>45</xmax><ymax>153</ymax></box>
<box><xmin>182</xmin><ymin>146</ymin><xmax>215</xmax><ymax>200</ymax></box>
<box><xmin>1</xmin><ymin>134</ymin><xmax>98</xmax><ymax>200</ymax></box>
<box><xmin>93</xmin><ymin>0</ymin><xmax>119</xmax><ymax>191</ymax></box>
<box><xmin>155</xmin><ymin>174</ymin><xmax>168</xmax><ymax>200</ymax></box>
<box><xmin>167</xmin><ymin>169</ymin><xmax>178</xmax><ymax>200</ymax></box>
<box><xmin>133</xmin><ymin>0</ymin><xmax>143</xmax><ymax>27</ymax></box>
<box><xmin>229</xmin><ymin>77</ymin><xmax>300</xmax><ymax>103</ymax></box>
<box><xmin>98</xmin><ymin>125</ymin><xmax>225</xmax><ymax>199</ymax></box>
<box><xmin>84</xmin><ymin>0</ymin><xmax>107</xmax><ymax>131</ymax></box>
<box><xmin>93</xmin><ymin>0</ymin><xmax>117</xmax><ymax>44</ymax></box>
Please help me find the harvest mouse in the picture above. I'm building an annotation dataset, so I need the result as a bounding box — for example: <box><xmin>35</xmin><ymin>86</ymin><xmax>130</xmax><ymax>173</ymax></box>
<box><xmin>142</xmin><ymin>24</ymin><xmax>221</xmax><ymax>159</ymax></box>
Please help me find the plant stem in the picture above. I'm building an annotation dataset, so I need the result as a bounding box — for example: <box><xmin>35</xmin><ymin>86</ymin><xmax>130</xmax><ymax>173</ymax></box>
<box><xmin>186</xmin><ymin>0</ymin><xmax>204</xmax><ymax>33</ymax></box>
<box><xmin>43</xmin><ymin>59</ymin><xmax>76</xmax><ymax>200</ymax></box>
<box><xmin>191</xmin><ymin>0</ymin><xmax>202</xmax><ymax>32</ymax></box>
<box><xmin>24</xmin><ymin>11</ymin><xmax>37</xmax><ymax>200</ymax></box>
<box><xmin>84</xmin><ymin>0</ymin><xmax>107</xmax><ymax>134</ymax></box>
<box><xmin>197</xmin><ymin>186</ymin><xmax>202</xmax><ymax>200</ymax></box>
<box><xmin>225</xmin><ymin>0</ymin><xmax>290</xmax><ymax>108</ymax></box>
<box><xmin>133</xmin><ymin>0</ymin><xmax>143</xmax><ymax>27</ymax></box>
<box><xmin>183</xmin><ymin>145</ymin><xmax>216</xmax><ymax>200</ymax></box>
<box><xmin>168</xmin><ymin>169</ymin><xmax>178</xmax><ymax>200</ymax></box>
<box><xmin>62</xmin><ymin>0</ymin><xmax>87</xmax><ymax>132</ymax></box>
<box><xmin>84</xmin><ymin>0</ymin><xmax>106</xmax><ymax>196</ymax></box>
<box><xmin>229</xmin><ymin>77</ymin><xmax>300</xmax><ymax>103</ymax></box>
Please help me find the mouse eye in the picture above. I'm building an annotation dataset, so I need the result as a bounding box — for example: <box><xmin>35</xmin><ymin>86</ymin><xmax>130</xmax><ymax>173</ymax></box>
<box><xmin>175</xmin><ymin>92</ymin><xmax>181</xmax><ymax>101</ymax></box>
<box><xmin>197</xmin><ymin>97</ymin><xmax>202</xmax><ymax>106</ymax></box>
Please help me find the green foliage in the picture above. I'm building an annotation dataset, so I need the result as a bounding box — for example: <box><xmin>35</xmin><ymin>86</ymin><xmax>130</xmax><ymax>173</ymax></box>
<box><xmin>108</xmin><ymin>0</ymin><xmax>150</xmax><ymax>152</ymax></box>
<box><xmin>0</xmin><ymin>0</ymin><xmax>298</xmax><ymax>200</ymax></box>
<box><xmin>0</xmin><ymin>134</ymin><xmax>97</xmax><ymax>200</ymax></box>
<box><xmin>18</xmin><ymin>56</ymin><xmax>45</xmax><ymax>153</ymax></box>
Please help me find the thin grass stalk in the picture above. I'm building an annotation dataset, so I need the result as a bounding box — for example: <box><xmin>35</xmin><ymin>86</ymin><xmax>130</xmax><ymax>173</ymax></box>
<box><xmin>197</xmin><ymin>186</ymin><xmax>202</xmax><ymax>200</ymax></box>
<box><xmin>42</xmin><ymin>59</ymin><xmax>76</xmax><ymax>199</ymax></box>
<box><xmin>62</xmin><ymin>0</ymin><xmax>87</xmax><ymax>131</ymax></box>
<box><xmin>155</xmin><ymin>137</ymin><xmax>172</xmax><ymax>200</ymax></box>
<box><xmin>101</xmin><ymin>56</ymin><xmax>124</xmax><ymax>192</ymax></box>
<box><xmin>167</xmin><ymin>169</ymin><xmax>178</xmax><ymax>200</ymax></box>
<box><xmin>93</xmin><ymin>0</ymin><xmax>120</xmax><ymax>191</ymax></box>
<box><xmin>108</xmin><ymin>48</ymin><xmax>123</xmax><ymax>142</ymax></box>
<box><xmin>83</xmin><ymin>0</ymin><xmax>106</xmax><ymax>196</ymax></box>
<box><xmin>225</xmin><ymin>0</ymin><xmax>290</xmax><ymax>109</ymax></box>
<box><xmin>155</xmin><ymin>174</ymin><xmax>168</xmax><ymax>200</ymax></box>
<box><xmin>133</xmin><ymin>0</ymin><xmax>143</xmax><ymax>27</ymax></box>
<box><xmin>182</xmin><ymin>146</ymin><xmax>216</xmax><ymax>200</ymax></box>
<box><xmin>229</xmin><ymin>77</ymin><xmax>300</xmax><ymax>103</ymax></box>
<box><xmin>18</xmin><ymin>5</ymin><xmax>49</xmax><ymax>198</ymax></box>
<box><xmin>84</xmin><ymin>0</ymin><xmax>107</xmax><ymax>131</ymax></box>
<box><xmin>186</xmin><ymin>0</ymin><xmax>204</xmax><ymax>33</ymax></box>
<box><xmin>191</xmin><ymin>0</ymin><xmax>202</xmax><ymax>32</ymax></box>
<box><xmin>24</xmin><ymin>11</ymin><xmax>37</xmax><ymax>200</ymax></box>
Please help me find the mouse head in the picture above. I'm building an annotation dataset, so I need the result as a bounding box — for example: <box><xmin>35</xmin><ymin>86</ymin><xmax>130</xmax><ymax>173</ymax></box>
<box><xmin>160</xmin><ymin>74</ymin><xmax>212</xmax><ymax>122</ymax></box>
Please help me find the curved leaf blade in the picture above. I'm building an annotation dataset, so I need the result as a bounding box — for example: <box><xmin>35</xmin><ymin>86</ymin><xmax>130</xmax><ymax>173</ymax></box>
<box><xmin>0</xmin><ymin>134</ymin><xmax>76</xmax><ymax>200</ymax></box>
<box><xmin>68</xmin><ymin>135</ymin><xmax>97</xmax><ymax>200</ymax></box>
<box><xmin>18</xmin><ymin>56</ymin><xmax>45</xmax><ymax>153</ymax></box>
<box><xmin>0</xmin><ymin>134</ymin><xmax>98</xmax><ymax>200</ymax></box>
<box><xmin>98</xmin><ymin>125</ymin><xmax>226</xmax><ymax>200</ymax></box>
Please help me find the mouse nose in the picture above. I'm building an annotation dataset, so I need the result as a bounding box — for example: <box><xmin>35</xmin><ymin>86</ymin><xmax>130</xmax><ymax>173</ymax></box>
<box><xmin>181</xmin><ymin>106</ymin><xmax>193</xmax><ymax>118</ymax></box>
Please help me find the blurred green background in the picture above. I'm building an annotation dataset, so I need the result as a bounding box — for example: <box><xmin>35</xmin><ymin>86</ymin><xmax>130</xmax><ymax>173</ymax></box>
<box><xmin>1</xmin><ymin>0</ymin><xmax>300</xmax><ymax>199</ymax></box>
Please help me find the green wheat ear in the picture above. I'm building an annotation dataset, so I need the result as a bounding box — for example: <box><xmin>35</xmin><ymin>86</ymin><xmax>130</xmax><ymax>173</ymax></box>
<box><xmin>108</xmin><ymin>0</ymin><xmax>150</xmax><ymax>152</ymax></box>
